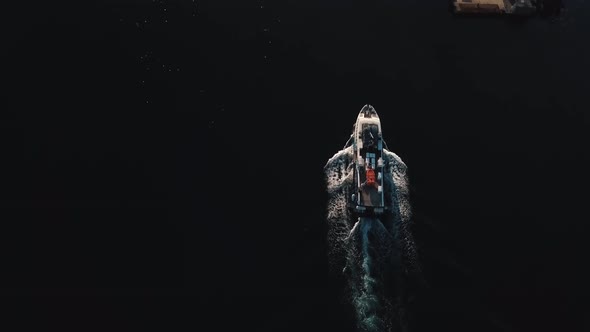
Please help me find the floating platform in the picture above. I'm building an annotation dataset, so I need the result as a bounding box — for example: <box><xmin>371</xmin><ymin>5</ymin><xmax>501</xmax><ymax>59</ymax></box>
<box><xmin>452</xmin><ymin>0</ymin><xmax>537</xmax><ymax>15</ymax></box>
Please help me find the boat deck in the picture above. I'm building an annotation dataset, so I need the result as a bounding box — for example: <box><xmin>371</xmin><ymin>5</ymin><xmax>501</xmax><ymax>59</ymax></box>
<box><xmin>360</xmin><ymin>182</ymin><xmax>382</xmax><ymax>207</ymax></box>
<box><xmin>357</xmin><ymin>166</ymin><xmax>383</xmax><ymax>207</ymax></box>
<box><xmin>453</xmin><ymin>0</ymin><xmax>508</xmax><ymax>13</ymax></box>
<box><xmin>452</xmin><ymin>0</ymin><xmax>537</xmax><ymax>14</ymax></box>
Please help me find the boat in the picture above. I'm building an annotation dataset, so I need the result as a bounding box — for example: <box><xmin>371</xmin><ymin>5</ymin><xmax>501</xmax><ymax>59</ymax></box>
<box><xmin>345</xmin><ymin>105</ymin><xmax>387</xmax><ymax>216</ymax></box>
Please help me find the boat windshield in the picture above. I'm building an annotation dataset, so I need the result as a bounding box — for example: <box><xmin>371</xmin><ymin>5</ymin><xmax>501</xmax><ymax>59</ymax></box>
<box><xmin>362</xmin><ymin>123</ymin><xmax>380</xmax><ymax>147</ymax></box>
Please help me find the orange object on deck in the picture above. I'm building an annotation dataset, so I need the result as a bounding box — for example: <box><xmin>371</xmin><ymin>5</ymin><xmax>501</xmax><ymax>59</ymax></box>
<box><xmin>366</xmin><ymin>168</ymin><xmax>376</xmax><ymax>185</ymax></box>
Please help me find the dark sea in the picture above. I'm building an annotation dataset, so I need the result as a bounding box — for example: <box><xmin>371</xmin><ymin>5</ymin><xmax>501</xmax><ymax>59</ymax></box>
<box><xmin>2</xmin><ymin>1</ymin><xmax>588</xmax><ymax>331</ymax></box>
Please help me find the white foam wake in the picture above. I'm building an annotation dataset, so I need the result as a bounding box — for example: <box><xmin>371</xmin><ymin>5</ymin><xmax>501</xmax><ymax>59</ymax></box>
<box><xmin>324</xmin><ymin>146</ymin><xmax>419</xmax><ymax>332</ymax></box>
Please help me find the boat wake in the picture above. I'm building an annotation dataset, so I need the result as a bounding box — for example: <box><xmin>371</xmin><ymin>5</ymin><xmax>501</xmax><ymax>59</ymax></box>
<box><xmin>325</xmin><ymin>146</ymin><xmax>420</xmax><ymax>332</ymax></box>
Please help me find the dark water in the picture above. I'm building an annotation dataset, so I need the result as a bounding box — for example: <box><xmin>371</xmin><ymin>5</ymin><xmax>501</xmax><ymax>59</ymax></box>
<box><xmin>2</xmin><ymin>0</ymin><xmax>588</xmax><ymax>331</ymax></box>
